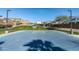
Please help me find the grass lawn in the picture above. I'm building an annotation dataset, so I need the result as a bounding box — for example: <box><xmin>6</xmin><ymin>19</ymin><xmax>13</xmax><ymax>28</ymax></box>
<box><xmin>0</xmin><ymin>26</ymin><xmax>47</xmax><ymax>34</ymax></box>
<box><xmin>1</xmin><ymin>26</ymin><xmax>79</xmax><ymax>35</ymax></box>
<box><xmin>0</xmin><ymin>28</ymin><xmax>6</xmax><ymax>34</ymax></box>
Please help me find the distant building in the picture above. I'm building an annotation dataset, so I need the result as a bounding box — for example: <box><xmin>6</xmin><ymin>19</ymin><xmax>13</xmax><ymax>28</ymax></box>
<box><xmin>36</xmin><ymin>21</ymin><xmax>42</xmax><ymax>24</ymax></box>
<box><xmin>51</xmin><ymin>16</ymin><xmax>79</xmax><ymax>24</ymax></box>
<box><xmin>63</xmin><ymin>16</ymin><xmax>79</xmax><ymax>24</ymax></box>
<box><xmin>0</xmin><ymin>17</ymin><xmax>31</xmax><ymax>28</ymax></box>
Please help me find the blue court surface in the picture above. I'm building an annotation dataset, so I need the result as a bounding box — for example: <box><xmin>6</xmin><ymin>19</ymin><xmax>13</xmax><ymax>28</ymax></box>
<box><xmin>0</xmin><ymin>30</ymin><xmax>79</xmax><ymax>51</ymax></box>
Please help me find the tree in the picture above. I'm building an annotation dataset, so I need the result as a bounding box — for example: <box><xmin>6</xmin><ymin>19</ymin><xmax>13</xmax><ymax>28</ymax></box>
<box><xmin>55</xmin><ymin>16</ymin><xmax>69</xmax><ymax>22</ymax></box>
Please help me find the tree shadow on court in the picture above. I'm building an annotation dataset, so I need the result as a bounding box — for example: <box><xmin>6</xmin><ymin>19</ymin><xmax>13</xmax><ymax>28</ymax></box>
<box><xmin>0</xmin><ymin>41</ymin><xmax>4</xmax><ymax>45</ymax></box>
<box><xmin>23</xmin><ymin>39</ymin><xmax>66</xmax><ymax>51</ymax></box>
<box><xmin>0</xmin><ymin>41</ymin><xmax>5</xmax><ymax>51</ymax></box>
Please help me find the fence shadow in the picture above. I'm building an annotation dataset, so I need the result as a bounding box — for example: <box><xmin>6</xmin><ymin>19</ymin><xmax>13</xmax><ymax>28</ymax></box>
<box><xmin>23</xmin><ymin>39</ymin><xmax>66</xmax><ymax>51</ymax></box>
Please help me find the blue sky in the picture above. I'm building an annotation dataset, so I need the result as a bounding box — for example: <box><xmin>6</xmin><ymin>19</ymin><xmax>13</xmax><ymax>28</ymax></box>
<box><xmin>0</xmin><ymin>8</ymin><xmax>79</xmax><ymax>22</ymax></box>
